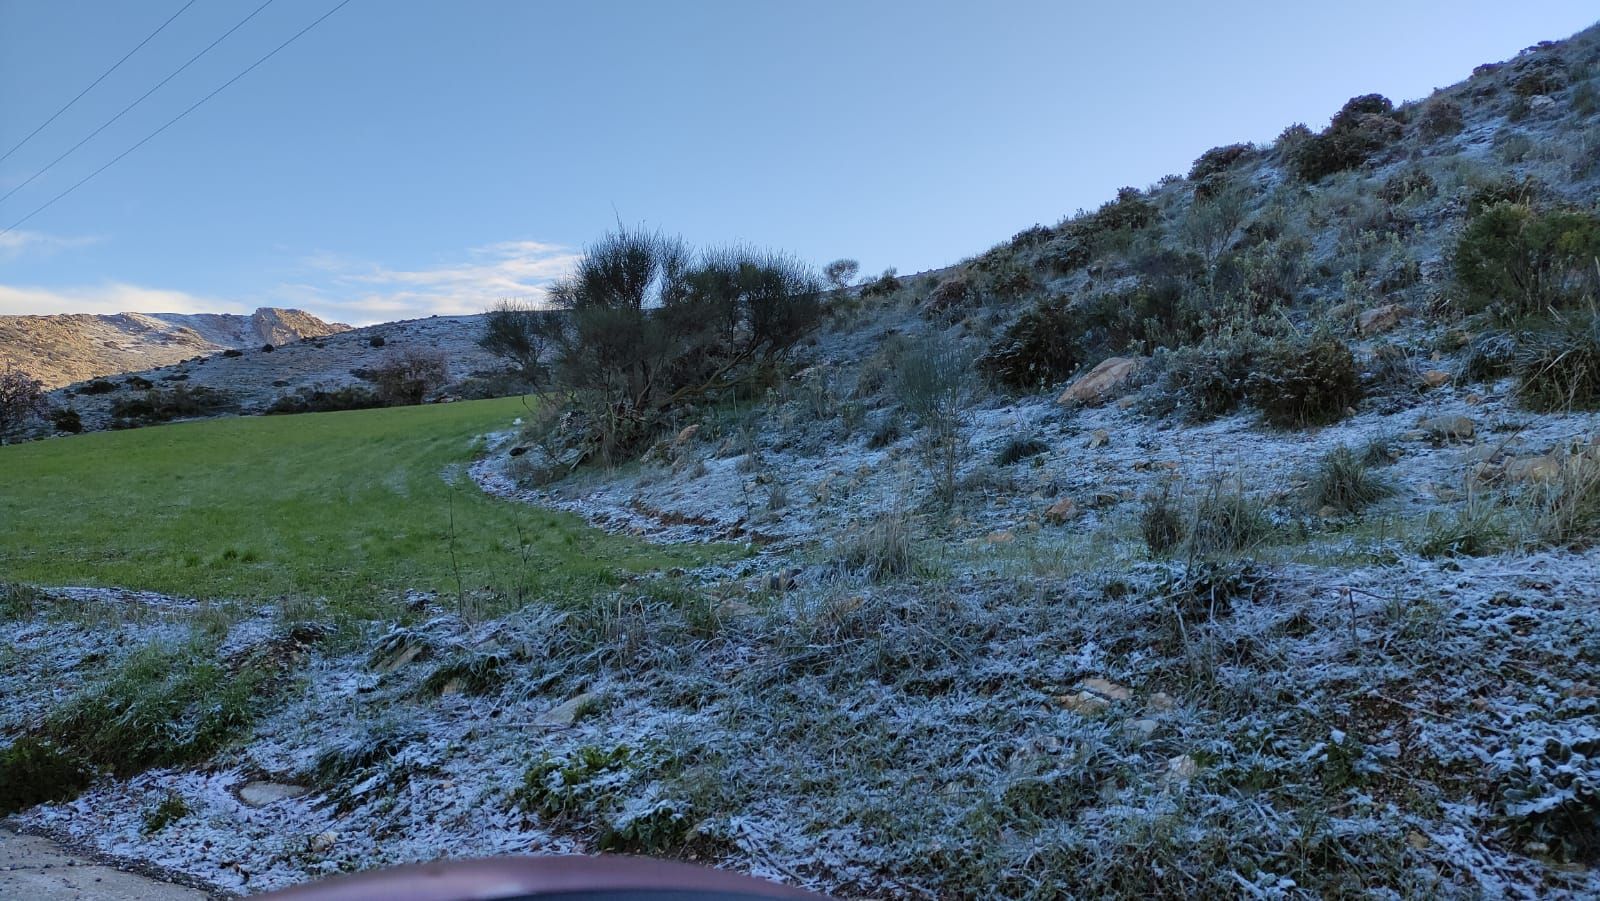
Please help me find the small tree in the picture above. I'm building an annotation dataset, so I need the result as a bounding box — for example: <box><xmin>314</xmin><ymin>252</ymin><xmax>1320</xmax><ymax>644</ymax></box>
<box><xmin>0</xmin><ymin>364</ymin><xmax>47</xmax><ymax>444</ymax></box>
<box><xmin>479</xmin><ymin>300</ymin><xmax>556</xmax><ymax>386</ymax></box>
<box><xmin>823</xmin><ymin>258</ymin><xmax>860</xmax><ymax>291</ymax></box>
<box><xmin>539</xmin><ymin>228</ymin><xmax>824</xmax><ymax>463</ymax></box>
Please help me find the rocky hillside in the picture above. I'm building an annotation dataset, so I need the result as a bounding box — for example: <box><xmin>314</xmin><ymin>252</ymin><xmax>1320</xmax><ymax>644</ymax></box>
<box><xmin>40</xmin><ymin>314</ymin><xmax>505</xmax><ymax>433</ymax></box>
<box><xmin>0</xmin><ymin>307</ymin><xmax>349</xmax><ymax>389</ymax></box>
<box><xmin>3</xmin><ymin>23</ymin><xmax>1600</xmax><ymax>901</ymax></box>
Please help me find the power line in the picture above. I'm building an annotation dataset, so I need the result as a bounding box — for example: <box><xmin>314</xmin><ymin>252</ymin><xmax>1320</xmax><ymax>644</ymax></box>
<box><xmin>0</xmin><ymin>0</ymin><xmax>201</xmax><ymax>165</ymax></box>
<box><xmin>0</xmin><ymin>0</ymin><xmax>354</xmax><ymax>240</ymax></box>
<box><xmin>0</xmin><ymin>0</ymin><xmax>280</xmax><ymax>208</ymax></box>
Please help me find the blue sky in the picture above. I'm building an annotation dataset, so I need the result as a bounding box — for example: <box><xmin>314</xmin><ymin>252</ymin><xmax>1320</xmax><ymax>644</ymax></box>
<box><xmin>1</xmin><ymin>1</ymin><xmax>1595</xmax><ymax>325</ymax></box>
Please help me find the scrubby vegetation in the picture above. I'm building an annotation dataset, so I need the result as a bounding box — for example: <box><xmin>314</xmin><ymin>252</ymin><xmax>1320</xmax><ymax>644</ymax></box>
<box><xmin>7</xmin><ymin>21</ymin><xmax>1600</xmax><ymax>901</ymax></box>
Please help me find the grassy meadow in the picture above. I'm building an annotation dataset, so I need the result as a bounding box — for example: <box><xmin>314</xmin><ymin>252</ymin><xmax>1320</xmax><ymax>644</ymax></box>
<box><xmin>0</xmin><ymin>397</ymin><xmax>721</xmax><ymax>616</ymax></box>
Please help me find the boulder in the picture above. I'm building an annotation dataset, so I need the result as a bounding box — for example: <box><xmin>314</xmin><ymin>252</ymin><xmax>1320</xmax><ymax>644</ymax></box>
<box><xmin>1077</xmin><ymin>678</ymin><xmax>1133</xmax><ymax>702</ymax></box>
<box><xmin>538</xmin><ymin>691</ymin><xmax>601</xmax><ymax>726</ymax></box>
<box><xmin>1057</xmin><ymin>357</ymin><xmax>1139</xmax><ymax>406</ymax></box>
<box><xmin>1423</xmin><ymin>415</ymin><xmax>1475</xmax><ymax>442</ymax></box>
<box><xmin>1503</xmin><ymin>454</ymin><xmax>1562</xmax><ymax>483</ymax></box>
<box><xmin>1043</xmin><ymin>498</ymin><xmax>1077</xmax><ymax>525</ymax></box>
<box><xmin>236</xmin><ymin>781</ymin><xmax>310</xmax><ymax>808</ymax></box>
<box><xmin>1357</xmin><ymin>304</ymin><xmax>1404</xmax><ymax>335</ymax></box>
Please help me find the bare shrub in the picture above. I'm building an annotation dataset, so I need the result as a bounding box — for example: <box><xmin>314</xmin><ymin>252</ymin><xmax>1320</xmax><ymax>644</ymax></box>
<box><xmin>478</xmin><ymin>300</ymin><xmax>556</xmax><ymax>385</ymax></box>
<box><xmin>822</xmin><ymin>259</ymin><xmax>860</xmax><ymax>291</ymax></box>
<box><xmin>369</xmin><ymin>349</ymin><xmax>450</xmax><ymax>406</ymax></box>
<box><xmin>0</xmin><ymin>363</ymin><xmax>47</xmax><ymax>443</ymax></box>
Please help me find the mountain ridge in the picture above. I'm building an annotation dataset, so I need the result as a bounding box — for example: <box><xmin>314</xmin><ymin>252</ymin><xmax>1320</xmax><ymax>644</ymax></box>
<box><xmin>0</xmin><ymin>306</ymin><xmax>349</xmax><ymax>388</ymax></box>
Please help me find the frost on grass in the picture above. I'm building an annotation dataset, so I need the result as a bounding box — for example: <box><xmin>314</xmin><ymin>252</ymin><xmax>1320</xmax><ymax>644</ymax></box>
<box><xmin>10</xmin><ymin>545</ymin><xmax>1597</xmax><ymax>897</ymax></box>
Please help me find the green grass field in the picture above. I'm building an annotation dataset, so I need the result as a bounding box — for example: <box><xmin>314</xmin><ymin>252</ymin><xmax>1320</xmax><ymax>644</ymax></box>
<box><xmin>0</xmin><ymin>398</ymin><xmax>720</xmax><ymax>615</ymax></box>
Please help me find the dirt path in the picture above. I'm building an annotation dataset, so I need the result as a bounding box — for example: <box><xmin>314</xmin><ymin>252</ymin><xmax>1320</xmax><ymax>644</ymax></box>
<box><xmin>0</xmin><ymin>828</ymin><xmax>211</xmax><ymax>900</ymax></box>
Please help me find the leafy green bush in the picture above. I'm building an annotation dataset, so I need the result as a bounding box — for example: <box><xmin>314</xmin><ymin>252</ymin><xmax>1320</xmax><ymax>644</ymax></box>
<box><xmin>267</xmin><ymin>385</ymin><xmax>386</xmax><ymax>415</ymax></box>
<box><xmin>979</xmin><ymin>302</ymin><xmax>1081</xmax><ymax>391</ymax></box>
<box><xmin>1417</xmin><ymin>97</ymin><xmax>1464</xmax><ymax>139</ymax></box>
<box><xmin>538</xmin><ymin>229</ymin><xmax>824</xmax><ymax>462</ymax></box>
<box><xmin>1290</xmin><ymin>94</ymin><xmax>1402</xmax><ymax>181</ymax></box>
<box><xmin>1145</xmin><ymin>333</ymin><xmax>1265</xmax><ymax>421</ymax></box>
<box><xmin>860</xmin><ymin>268</ymin><xmax>903</xmax><ymax>298</ymax></box>
<box><xmin>1189</xmin><ymin>143</ymin><xmax>1255</xmax><ymax>181</ymax></box>
<box><xmin>50</xmin><ymin>408</ymin><xmax>83</xmax><ymax>433</ymax></box>
<box><xmin>1456</xmin><ymin>203</ymin><xmax>1600</xmax><ymax>322</ymax></box>
<box><xmin>110</xmin><ymin>385</ymin><xmax>237</xmax><ymax>427</ymax></box>
<box><xmin>1246</xmin><ymin>335</ymin><xmax>1362</xmax><ymax>427</ymax></box>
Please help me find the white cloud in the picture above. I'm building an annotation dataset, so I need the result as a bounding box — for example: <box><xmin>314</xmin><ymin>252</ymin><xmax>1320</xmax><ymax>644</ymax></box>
<box><xmin>0</xmin><ymin>239</ymin><xmax>577</xmax><ymax>326</ymax></box>
<box><xmin>0</xmin><ymin>229</ymin><xmax>100</xmax><ymax>262</ymax></box>
<box><xmin>0</xmin><ymin>282</ymin><xmax>247</xmax><ymax>317</ymax></box>
<box><xmin>294</xmin><ymin>239</ymin><xmax>580</xmax><ymax>324</ymax></box>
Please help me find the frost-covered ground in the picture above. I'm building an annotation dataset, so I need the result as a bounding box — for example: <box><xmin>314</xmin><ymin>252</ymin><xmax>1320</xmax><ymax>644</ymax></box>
<box><xmin>7</xmin><ymin>354</ymin><xmax>1598</xmax><ymax>896</ymax></box>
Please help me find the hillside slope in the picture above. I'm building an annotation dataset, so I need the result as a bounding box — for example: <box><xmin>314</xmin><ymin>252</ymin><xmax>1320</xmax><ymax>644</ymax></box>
<box><xmin>0</xmin><ymin>307</ymin><xmax>349</xmax><ymax>389</ymax></box>
<box><xmin>2</xmin><ymin>22</ymin><xmax>1599</xmax><ymax>901</ymax></box>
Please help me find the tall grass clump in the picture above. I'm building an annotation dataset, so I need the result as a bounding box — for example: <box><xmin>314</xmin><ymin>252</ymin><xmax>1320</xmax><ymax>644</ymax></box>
<box><xmin>1305</xmin><ymin>445</ymin><xmax>1394</xmax><ymax>514</ymax></box>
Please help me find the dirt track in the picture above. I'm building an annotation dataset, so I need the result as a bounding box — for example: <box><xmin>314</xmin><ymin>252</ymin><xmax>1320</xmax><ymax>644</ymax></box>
<box><xmin>0</xmin><ymin>828</ymin><xmax>211</xmax><ymax>900</ymax></box>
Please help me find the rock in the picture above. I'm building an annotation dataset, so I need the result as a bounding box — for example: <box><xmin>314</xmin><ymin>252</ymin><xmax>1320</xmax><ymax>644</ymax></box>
<box><xmin>374</xmin><ymin>641</ymin><xmax>427</xmax><ymax>674</ymax></box>
<box><xmin>1465</xmin><ymin>393</ymin><xmax>1484</xmax><ymax>405</ymax></box>
<box><xmin>1423</xmin><ymin>415</ymin><xmax>1475</xmax><ymax>442</ymax></box>
<box><xmin>308</xmin><ymin>831</ymin><xmax>339</xmax><ymax>853</ymax></box>
<box><xmin>1077</xmin><ymin>678</ymin><xmax>1132</xmax><ymax>702</ymax></box>
<box><xmin>1503</xmin><ymin>454</ymin><xmax>1561</xmax><ymax>483</ymax></box>
<box><xmin>1125</xmin><ymin>718</ymin><xmax>1159</xmax><ymax>740</ymax></box>
<box><xmin>1529</xmin><ymin>94</ymin><xmax>1556</xmax><ymax>110</ymax></box>
<box><xmin>1400</xmin><ymin>429</ymin><xmax>1428</xmax><ymax>442</ymax></box>
<box><xmin>1147</xmin><ymin>691</ymin><xmax>1176</xmax><ymax>712</ymax></box>
<box><xmin>1166</xmin><ymin>754</ymin><xmax>1200</xmax><ymax>783</ymax></box>
<box><xmin>674</xmin><ymin>424</ymin><xmax>700</xmax><ymax>445</ymax></box>
<box><xmin>236</xmin><ymin>781</ymin><xmax>310</xmax><ymax>808</ymax></box>
<box><xmin>538</xmin><ymin>691</ymin><xmax>601</xmax><ymax>726</ymax></box>
<box><xmin>1407</xmin><ymin>831</ymin><xmax>1431</xmax><ymax>850</ymax></box>
<box><xmin>986</xmin><ymin>530</ymin><xmax>1016</xmax><ymax>545</ymax></box>
<box><xmin>1420</xmin><ymin>369</ymin><xmax>1452</xmax><ymax>389</ymax></box>
<box><xmin>1357</xmin><ymin>304</ymin><xmax>1404</xmax><ymax>335</ymax></box>
<box><xmin>1057</xmin><ymin>357</ymin><xmax>1139</xmax><ymax>406</ymax></box>
<box><xmin>1085</xmin><ymin>429</ymin><xmax>1110</xmax><ymax>449</ymax></box>
<box><xmin>1043</xmin><ymin>498</ymin><xmax>1077</xmax><ymax>525</ymax></box>
<box><xmin>1058</xmin><ymin>691</ymin><xmax>1110</xmax><ymax>715</ymax></box>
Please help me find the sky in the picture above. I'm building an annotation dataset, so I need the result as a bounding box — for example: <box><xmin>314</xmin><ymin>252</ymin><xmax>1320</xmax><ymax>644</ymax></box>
<box><xmin>0</xmin><ymin>1</ymin><xmax>1596</xmax><ymax>325</ymax></box>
